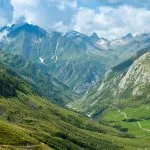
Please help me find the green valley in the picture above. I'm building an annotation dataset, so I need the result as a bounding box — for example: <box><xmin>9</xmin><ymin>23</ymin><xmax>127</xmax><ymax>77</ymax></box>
<box><xmin>0</xmin><ymin>17</ymin><xmax>150</xmax><ymax>150</ymax></box>
<box><xmin>0</xmin><ymin>64</ymin><xmax>145</xmax><ymax>150</ymax></box>
<box><xmin>71</xmin><ymin>49</ymin><xmax>150</xmax><ymax>148</ymax></box>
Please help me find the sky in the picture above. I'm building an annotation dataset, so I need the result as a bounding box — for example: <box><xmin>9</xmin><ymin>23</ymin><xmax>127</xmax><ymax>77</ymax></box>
<box><xmin>1</xmin><ymin>0</ymin><xmax>150</xmax><ymax>39</ymax></box>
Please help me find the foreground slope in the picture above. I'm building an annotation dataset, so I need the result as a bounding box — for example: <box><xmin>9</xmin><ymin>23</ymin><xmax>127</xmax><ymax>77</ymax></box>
<box><xmin>0</xmin><ymin>65</ymin><xmax>121</xmax><ymax>149</ymax></box>
<box><xmin>1</xmin><ymin>64</ymin><xmax>150</xmax><ymax>149</ymax></box>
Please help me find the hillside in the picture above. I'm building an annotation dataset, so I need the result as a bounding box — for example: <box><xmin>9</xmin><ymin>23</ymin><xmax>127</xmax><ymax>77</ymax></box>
<box><xmin>0</xmin><ymin>52</ymin><xmax>79</xmax><ymax>105</ymax></box>
<box><xmin>72</xmin><ymin>49</ymin><xmax>150</xmax><ymax>118</ymax></box>
<box><xmin>71</xmin><ymin>50</ymin><xmax>150</xmax><ymax>145</ymax></box>
<box><xmin>1</xmin><ymin>64</ymin><xmax>148</xmax><ymax>149</ymax></box>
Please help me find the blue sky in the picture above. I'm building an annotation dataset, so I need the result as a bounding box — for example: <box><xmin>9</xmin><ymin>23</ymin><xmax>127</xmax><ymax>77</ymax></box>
<box><xmin>1</xmin><ymin>0</ymin><xmax>150</xmax><ymax>39</ymax></box>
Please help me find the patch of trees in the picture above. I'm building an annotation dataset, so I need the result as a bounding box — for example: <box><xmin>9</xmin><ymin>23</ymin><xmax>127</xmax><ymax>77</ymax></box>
<box><xmin>0</xmin><ymin>79</ymin><xmax>17</xmax><ymax>97</ymax></box>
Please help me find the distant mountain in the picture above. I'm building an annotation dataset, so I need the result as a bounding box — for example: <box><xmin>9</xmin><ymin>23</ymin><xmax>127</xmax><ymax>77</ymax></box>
<box><xmin>0</xmin><ymin>23</ymin><xmax>116</xmax><ymax>93</ymax></box>
<box><xmin>1</xmin><ymin>23</ymin><xmax>150</xmax><ymax>93</ymax></box>
<box><xmin>90</xmin><ymin>32</ymin><xmax>100</xmax><ymax>42</ymax></box>
<box><xmin>122</xmin><ymin>33</ymin><xmax>133</xmax><ymax>41</ymax></box>
<box><xmin>0</xmin><ymin>52</ymin><xmax>79</xmax><ymax>105</ymax></box>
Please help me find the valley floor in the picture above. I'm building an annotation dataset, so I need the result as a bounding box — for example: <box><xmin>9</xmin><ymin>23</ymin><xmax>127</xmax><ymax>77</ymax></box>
<box><xmin>103</xmin><ymin>104</ymin><xmax>150</xmax><ymax>149</ymax></box>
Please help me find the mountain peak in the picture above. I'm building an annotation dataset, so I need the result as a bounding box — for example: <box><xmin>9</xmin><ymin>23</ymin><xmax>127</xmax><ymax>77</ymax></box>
<box><xmin>4</xmin><ymin>23</ymin><xmax>47</xmax><ymax>37</ymax></box>
<box><xmin>65</xmin><ymin>31</ymin><xmax>86</xmax><ymax>38</ymax></box>
<box><xmin>91</xmin><ymin>32</ymin><xmax>99</xmax><ymax>38</ymax></box>
<box><xmin>122</xmin><ymin>33</ymin><xmax>133</xmax><ymax>40</ymax></box>
<box><xmin>90</xmin><ymin>32</ymin><xmax>100</xmax><ymax>42</ymax></box>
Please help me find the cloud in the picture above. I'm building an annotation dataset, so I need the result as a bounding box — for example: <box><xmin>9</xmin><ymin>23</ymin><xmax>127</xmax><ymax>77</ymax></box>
<box><xmin>100</xmin><ymin>0</ymin><xmax>150</xmax><ymax>9</ymax></box>
<box><xmin>52</xmin><ymin>21</ymin><xmax>69</xmax><ymax>33</ymax></box>
<box><xmin>0</xmin><ymin>0</ymin><xmax>13</xmax><ymax>27</ymax></box>
<box><xmin>56</xmin><ymin>0</ymin><xmax>77</xmax><ymax>11</ymax></box>
<box><xmin>2</xmin><ymin>0</ymin><xmax>150</xmax><ymax>39</ymax></box>
<box><xmin>10</xmin><ymin>0</ymin><xmax>78</xmax><ymax>30</ymax></box>
<box><xmin>72</xmin><ymin>6</ymin><xmax>150</xmax><ymax>39</ymax></box>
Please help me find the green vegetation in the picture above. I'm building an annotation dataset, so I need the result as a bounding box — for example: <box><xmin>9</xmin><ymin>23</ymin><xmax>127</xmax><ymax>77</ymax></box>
<box><xmin>103</xmin><ymin>103</ymin><xmax>150</xmax><ymax>142</ymax></box>
<box><xmin>1</xmin><ymin>61</ymin><xmax>150</xmax><ymax>149</ymax></box>
<box><xmin>0</xmin><ymin>65</ymin><xmax>120</xmax><ymax>149</ymax></box>
<box><xmin>71</xmin><ymin>51</ymin><xmax>150</xmax><ymax>149</ymax></box>
<box><xmin>1</xmin><ymin>24</ymin><xmax>150</xmax><ymax>149</ymax></box>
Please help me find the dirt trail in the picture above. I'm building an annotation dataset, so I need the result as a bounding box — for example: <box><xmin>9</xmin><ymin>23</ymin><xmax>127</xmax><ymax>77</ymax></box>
<box><xmin>118</xmin><ymin>109</ymin><xmax>128</xmax><ymax>119</ymax></box>
<box><xmin>118</xmin><ymin>109</ymin><xmax>150</xmax><ymax>132</ymax></box>
<box><xmin>137</xmin><ymin>121</ymin><xmax>150</xmax><ymax>132</ymax></box>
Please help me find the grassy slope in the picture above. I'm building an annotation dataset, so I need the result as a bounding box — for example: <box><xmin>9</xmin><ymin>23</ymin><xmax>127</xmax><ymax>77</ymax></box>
<box><xmin>0</xmin><ymin>65</ymin><xmax>120</xmax><ymax>150</ymax></box>
<box><xmin>1</xmin><ymin>63</ymin><xmax>150</xmax><ymax>149</ymax></box>
<box><xmin>101</xmin><ymin>51</ymin><xmax>150</xmax><ymax>144</ymax></box>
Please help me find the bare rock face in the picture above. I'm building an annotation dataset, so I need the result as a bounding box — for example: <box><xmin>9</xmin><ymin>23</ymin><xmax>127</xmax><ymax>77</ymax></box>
<box><xmin>119</xmin><ymin>52</ymin><xmax>150</xmax><ymax>96</ymax></box>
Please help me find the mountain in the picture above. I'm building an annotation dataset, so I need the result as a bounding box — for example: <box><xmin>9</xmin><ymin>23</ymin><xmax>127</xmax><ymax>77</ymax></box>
<box><xmin>0</xmin><ymin>23</ymin><xmax>117</xmax><ymax>93</ymax></box>
<box><xmin>72</xmin><ymin>48</ymin><xmax>150</xmax><ymax>118</ymax></box>
<box><xmin>110</xmin><ymin>33</ymin><xmax>150</xmax><ymax>62</ymax></box>
<box><xmin>1</xmin><ymin>23</ymin><xmax>150</xmax><ymax>94</ymax></box>
<box><xmin>1</xmin><ymin>22</ymin><xmax>150</xmax><ymax>149</ymax></box>
<box><xmin>1</xmin><ymin>63</ymin><xmax>147</xmax><ymax>150</ymax></box>
<box><xmin>71</xmin><ymin>49</ymin><xmax>150</xmax><ymax>143</ymax></box>
<box><xmin>122</xmin><ymin>33</ymin><xmax>133</xmax><ymax>41</ymax></box>
<box><xmin>0</xmin><ymin>52</ymin><xmax>79</xmax><ymax>105</ymax></box>
<box><xmin>89</xmin><ymin>32</ymin><xmax>100</xmax><ymax>42</ymax></box>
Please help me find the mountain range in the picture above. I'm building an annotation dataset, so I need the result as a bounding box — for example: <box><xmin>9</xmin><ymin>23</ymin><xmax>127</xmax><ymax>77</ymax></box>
<box><xmin>0</xmin><ymin>22</ymin><xmax>150</xmax><ymax>149</ymax></box>
<box><xmin>1</xmin><ymin>23</ymin><xmax>150</xmax><ymax>94</ymax></box>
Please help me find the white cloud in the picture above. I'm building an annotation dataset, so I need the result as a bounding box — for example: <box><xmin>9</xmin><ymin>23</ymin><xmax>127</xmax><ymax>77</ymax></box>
<box><xmin>52</xmin><ymin>21</ymin><xmax>69</xmax><ymax>33</ymax></box>
<box><xmin>57</xmin><ymin>0</ymin><xmax>77</xmax><ymax>11</ymax></box>
<box><xmin>10</xmin><ymin>0</ymin><xmax>78</xmax><ymax>31</ymax></box>
<box><xmin>72</xmin><ymin>6</ymin><xmax>150</xmax><ymax>39</ymax></box>
<box><xmin>0</xmin><ymin>0</ymin><xmax>13</xmax><ymax>27</ymax></box>
<box><xmin>2</xmin><ymin>0</ymin><xmax>150</xmax><ymax>39</ymax></box>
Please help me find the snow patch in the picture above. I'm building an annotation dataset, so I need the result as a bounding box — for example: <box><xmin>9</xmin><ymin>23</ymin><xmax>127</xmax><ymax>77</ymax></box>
<box><xmin>33</xmin><ymin>38</ymin><xmax>42</xmax><ymax>43</ymax></box>
<box><xmin>86</xmin><ymin>113</ymin><xmax>93</xmax><ymax>118</ymax></box>
<box><xmin>96</xmin><ymin>39</ymin><xmax>109</xmax><ymax>49</ymax></box>
<box><xmin>39</xmin><ymin>57</ymin><xmax>44</xmax><ymax>63</ymax></box>
<box><xmin>66</xmin><ymin>31</ymin><xmax>85</xmax><ymax>38</ymax></box>
<box><xmin>111</xmin><ymin>39</ymin><xmax>128</xmax><ymax>47</ymax></box>
<box><xmin>66</xmin><ymin>104</ymin><xmax>72</xmax><ymax>108</ymax></box>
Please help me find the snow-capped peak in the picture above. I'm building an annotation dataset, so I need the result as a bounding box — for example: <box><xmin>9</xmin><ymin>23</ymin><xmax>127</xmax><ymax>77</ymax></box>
<box><xmin>65</xmin><ymin>31</ymin><xmax>85</xmax><ymax>38</ymax></box>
